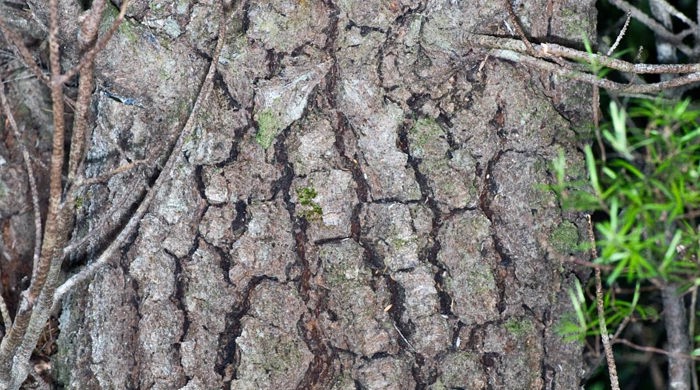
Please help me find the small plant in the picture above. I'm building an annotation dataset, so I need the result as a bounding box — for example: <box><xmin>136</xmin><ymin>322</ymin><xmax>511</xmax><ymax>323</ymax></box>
<box><xmin>553</xmin><ymin>98</ymin><xmax>700</xmax><ymax>386</ymax></box>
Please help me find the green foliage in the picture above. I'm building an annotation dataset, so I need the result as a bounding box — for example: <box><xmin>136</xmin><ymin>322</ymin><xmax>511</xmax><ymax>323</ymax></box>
<box><xmin>553</xmin><ymin>98</ymin><xmax>700</xmax><ymax>340</ymax></box>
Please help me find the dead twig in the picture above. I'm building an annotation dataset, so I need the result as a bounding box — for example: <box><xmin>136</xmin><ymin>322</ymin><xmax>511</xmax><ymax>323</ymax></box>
<box><xmin>503</xmin><ymin>0</ymin><xmax>535</xmax><ymax>55</ymax></box>
<box><xmin>67</xmin><ymin>0</ymin><xmax>107</xmax><ymax>183</ymax></box>
<box><xmin>58</xmin><ymin>2</ymin><xmax>130</xmax><ymax>85</ymax></box>
<box><xmin>587</xmin><ymin>214</ymin><xmax>621</xmax><ymax>390</ymax></box>
<box><xmin>607</xmin><ymin>12</ymin><xmax>631</xmax><ymax>56</ymax></box>
<box><xmin>488</xmin><ymin>48</ymin><xmax>700</xmax><ymax>94</ymax></box>
<box><xmin>615</xmin><ymin>338</ymin><xmax>700</xmax><ymax>361</ymax></box>
<box><xmin>0</xmin><ymin>1</ymin><xmax>132</xmax><ymax>387</ymax></box>
<box><xmin>53</xmin><ymin>1</ymin><xmax>230</xmax><ymax>310</ymax></box>
<box><xmin>607</xmin><ymin>0</ymin><xmax>694</xmax><ymax>55</ymax></box>
<box><xmin>0</xmin><ymin>18</ymin><xmax>49</xmax><ymax>85</ymax></box>
<box><xmin>690</xmin><ymin>285</ymin><xmax>698</xmax><ymax>390</ymax></box>
<box><xmin>73</xmin><ymin>159</ymin><xmax>149</xmax><ymax>188</ymax></box>
<box><xmin>466</xmin><ymin>34</ymin><xmax>700</xmax><ymax>75</ymax></box>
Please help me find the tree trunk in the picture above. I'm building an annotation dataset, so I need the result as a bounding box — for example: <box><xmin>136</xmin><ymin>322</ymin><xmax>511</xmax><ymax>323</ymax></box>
<box><xmin>3</xmin><ymin>0</ymin><xmax>597</xmax><ymax>388</ymax></box>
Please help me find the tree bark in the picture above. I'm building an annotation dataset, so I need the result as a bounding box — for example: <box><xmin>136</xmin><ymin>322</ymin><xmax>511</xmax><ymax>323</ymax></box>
<box><xmin>2</xmin><ymin>0</ymin><xmax>597</xmax><ymax>388</ymax></box>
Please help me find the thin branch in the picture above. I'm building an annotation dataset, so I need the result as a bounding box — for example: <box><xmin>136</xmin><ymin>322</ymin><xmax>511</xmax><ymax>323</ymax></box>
<box><xmin>0</xmin><ymin>1</ymin><xmax>131</xmax><ymax>387</ymax></box>
<box><xmin>0</xmin><ymin>18</ymin><xmax>49</xmax><ymax>85</ymax></box>
<box><xmin>565</xmin><ymin>256</ymin><xmax>615</xmax><ymax>271</ymax></box>
<box><xmin>0</xmin><ymin>0</ymin><xmax>68</xmax><ymax>383</ymax></box>
<box><xmin>0</xmin><ymin>19</ymin><xmax>77</xmax><ymax>110</ymax></box>
<box><xmin>488</xmin><ymin>48</ymin><xmax>700</xmax><ymax>94</ymax></box>
<box><xmin>78</xmin><ymin>0</ymin><xmax>107</xmax><ymax>49</ymax></box>
<box><xmin>607</xmin><ymin>12</ymin><xmax>631</xmax><ymax>56</ymax></box>
<box><xmin>73</xmin><ymin>159</ymin><xmax>149</xmax><ymax>188</ymax></box>
<box><xmin>53</xmin><ymin>0</ymin><xmax>229</xmax><ymax>309</ymax></box>
<box><xmin>59</xmin><ymin>0</ymin><xmax>130</xmax><ymax>85</ymax></box>
<box><xmin>650</xmin><ymin>0</ymin><xmax>696</xmax><ymax>28</ymax></box>
<box><xmin>662</xmin><ymin>283</ymin><xmax>692</xmax><ymax>390</ymax></box>
<box><xmin>607</xmin><ymin>0</ymin><xmax>694</xmax><ymax>55</ymax></box>
<box><xmin>61</xmin><ymin>172</ymin><xmax>148</xmax><ymax>263</ymax></box>
<box><xmin>465</xmin><ymin>34</ymin><xmax>700</xmax><ymax>74</ymax></box>
<box><xmin>615</xmin><ymin>338</ymin><xmax>700</xmax><ymax>361</ymax></box>
<box><xmin>0</xmin><ymin>79</ymin><xmax>42</xmax><ymax>271</ymax></box>
<box><xmin>697</xmin><ymin>1</ymin><xmax>700</xmax><ymax>57</ymax></box>
<box><xmin>587</xmin><ymin>214</ymin><xmax>621</xmax><ymax>390</ymax></box>
<box><xmin>689</xmin><ymin>285</ymin><xmax>698</xmax><ymax>390</ymax></box>
<box><xmin>25</xmin><ymin>0</ymin><xmax>64</xmax><ymax>303</ymax></box>
<box><xmin>593</xmin><ymin>86</ymin><xmax>606</xmax><ymax>162</ymax></box>
<box><xmin>67</xmin><ymin>0</ymin><xmax>107</xmax><ymax>182</ymax></box>
<box><xmin>504</xmin><ymin>0</ymin><xmax>535</xmax><ymax>55</ymax></box>
<box><xmin>612</xmin><ymin>314</ymin><xmax>632</xmax><ymax>340</ymax></box>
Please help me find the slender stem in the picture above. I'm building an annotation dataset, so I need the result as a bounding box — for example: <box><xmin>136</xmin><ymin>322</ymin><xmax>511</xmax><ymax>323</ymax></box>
<box><xmin>587</xmin><ymin>214</ymin><xmax>621</xmax><ymax>390</ymax></box>
<box><xmin>0</xmin><ymin>18</ymin><xmax>49</xmax><ymax>85</ymax></box>
<box><xmin>615</xmin><ymin>337</ymin><xmax>699</xmax><ymax>361</ymax></box>
<box><xmin>607</xmin><ymin>12</ymin><xmax>631</xmax><ymax>56</ymax></box>
<box><xmin>466</xmin><ymin>34</ymin><xmax>700</xmax><ymax>74</ymax></box>
<box><xmin>53</xmin><ymin>0</ymin><xmax>229</xmax><ymax>310</ymax></box>
<box><xmin>67</xmin><ymin>0</ymin><xmax>107</xmax><ymax>182</ymax></box>
<box><xmin>689</xmin><ymin>286</ymin><xmax>698</xmax><ymax>390</ymax></box>
<box><xmin>488</xmin><ymin>48</ymin><xmax>700</xmax><ymax>94</ymax></box>
<box><xmin>59</xmin><ymin>0</ymin><xmax>131</xmax><ymax>85</ymax></box>
<box><xmin>607</xmin><ymin>0</ymin><xmax>693</xmax><ymax>55</ymax></box>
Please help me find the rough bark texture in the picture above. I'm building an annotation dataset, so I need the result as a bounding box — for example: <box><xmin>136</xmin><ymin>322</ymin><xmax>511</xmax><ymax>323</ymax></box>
<box><xmin>1</xmin><ymin>0</ymin><xmax>597</xmax><ymax>388</ymax></box>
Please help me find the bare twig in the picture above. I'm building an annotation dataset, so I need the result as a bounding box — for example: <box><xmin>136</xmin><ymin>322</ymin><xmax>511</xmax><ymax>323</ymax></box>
<box><xmin>689</xmin><ymin>285</ymin><xmax>698</xmax><ymax>390</ymax></box>
<box><xmin>650</xmin><ymin>0</ymin><xmax>696</xmax><ymax>28</ymax></box>
<box><xmin>615</xmin><ymin>338</ymin><xmax>700</xmax><ymax>361</ymax></box>
<box><xmin>592</xmin><ymin>86</ymin><xmax>606</xmax><ymax>162</ymax></box>
<box><xmin>0</xmin><ymin>1</ymin><xmax>132</xmax><ymax>387</ymax></box>
<box><xmin>607</xmin><ymin>12</ymin><xmax>631</xmax><ymax>56</ymax></box>
<box><xmin>67</xmin><ymin>0</ymin><xmax>108</xmax><ymax>183</ymax></box>
<box><xmin>587</xmin><ymin>214</ymin><xmax>621</xmax><ymax>390</ymax></box>
<box><xmin>0</xmin><ymin>18</ymin><xmax>76</xmax><ymax>108</ymax></box>
<box><xmin>0</xmin><ymin>18</ymin><xmax>49</xmax><ymax>85</ymax></box>
<box><xmin>697</xmin><ymin>1</ymin><xmax>700</xmax><ymax>59</ymax></box>
<box><xmin>566</xmin><ymin>256</ymin><xmax>615</xmax><ymax>271</ymax></box>
<box><xmin>504</xmin><ymin>0</ymin><xmax>535</xmax><ymax>55</ymax></box>
<box><xmin>59</xmin><ymin>1</ymin><xmax>130</xmax><ymax>85</ymax></box>
<box><xmin>488</xmin><ymin>48</ymin><xmax>700</xmax><ymax>94</ymax></box>
<box><xmin>466</xmin><ymin>34</ymin><xmax>700</xmax><ymax>75</ymax></box>
<box><xmin>612</xmin><ymin>314</ymin><xmax>632</xmax><ymax>340</ymax></box>
<box><xmin>53</xmin><ymin>1</ymin><xmax>230</xmax><ymax>309</ymax></box>
<box><xmin>0</xmin><ymin>1</ymin><xmax>71</xmax><ymax>385</ymax></box>
<box><xmin>73</xmin><ymin>159</ymin><xmax>149</xmax><ymax>188</ymax></box>
<box><xmin>607</xmin><ymin>0</ymin><xmax>694</xmax><ymax>55</ymax></box>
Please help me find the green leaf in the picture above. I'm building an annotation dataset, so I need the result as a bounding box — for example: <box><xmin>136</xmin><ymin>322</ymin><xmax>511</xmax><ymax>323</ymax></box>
<box><xmin>607</xmin><ymin>257</ymin><xmax>627</xmax><ymax>285</ymax></box>
<box><xmin>605</xmin><ymin>101</ymin><xmax>635</xmax><ymax>160</ymax></box>
<box><xmin>659</xmin><ymin>230</ymin><xmax>682</xmax><ymax>274</ymax></box>
<box><xmin>608</xmin><ymin>159</ymin><xmax>645</xmax><ymax>180</ymax></box>
<box><xmin>584</xmin><ymin>145</ymin><xmax>602</xmax><ymax>196</ymax></box>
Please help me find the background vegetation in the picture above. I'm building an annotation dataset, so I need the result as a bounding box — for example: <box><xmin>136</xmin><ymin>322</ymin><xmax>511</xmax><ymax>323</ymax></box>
<box><xmin>559</xmin><ymin>0</ymin><xmax>700</xmax><ymax>388</ymax></box>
